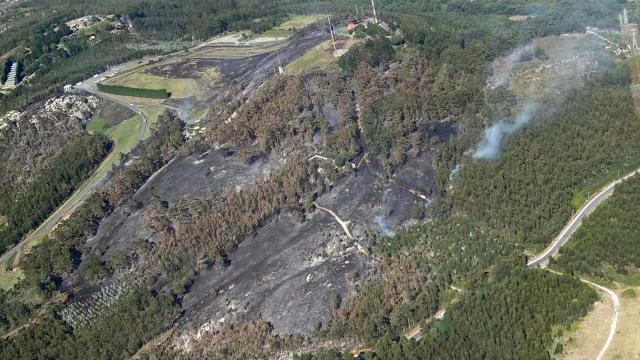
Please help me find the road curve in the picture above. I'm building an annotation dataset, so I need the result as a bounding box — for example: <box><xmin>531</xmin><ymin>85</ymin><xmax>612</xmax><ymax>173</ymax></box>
<box><xmin>75</xmin><ymin>78</ymin><xmax>149</xmax><ymax>143</ymax></box>
<box><xmin>93</xmin><ymin>92</ymin><xmax>149</xmax><ymax>143</ymax></box>
<box><xmin>528</xmin><ymin>168</ymin><xmax>640</xmax><ymax>268</ymax></box>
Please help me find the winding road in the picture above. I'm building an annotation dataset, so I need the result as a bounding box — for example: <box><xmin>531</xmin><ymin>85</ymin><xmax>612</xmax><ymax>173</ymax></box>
<box><xmin>528</xmin><ymin>167</ymin><xmax>640</xmax><ymax>360</ymax></box>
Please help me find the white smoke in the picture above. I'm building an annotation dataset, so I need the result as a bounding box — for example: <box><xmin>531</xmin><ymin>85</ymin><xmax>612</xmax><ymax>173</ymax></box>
<box><xmin>375</xmin><ymin>215</ymin><xmax>394</xmax><ymax>236</ymax></box>
<box><xmin>489</xmin><ymin>45</ymin><xmax>534</xmax><ymax>88</ymax></box>
<box><xmin>473</xmin><ymin>102</ymin><xmax>538</xmax><ymax>160</ymax></box>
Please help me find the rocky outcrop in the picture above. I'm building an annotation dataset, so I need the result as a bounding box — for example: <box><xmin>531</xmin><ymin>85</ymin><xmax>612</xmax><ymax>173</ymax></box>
<box><xmin>0</xmin><ymin>95</ymin><xmax>100</xmax><ymax>191</ymax></box>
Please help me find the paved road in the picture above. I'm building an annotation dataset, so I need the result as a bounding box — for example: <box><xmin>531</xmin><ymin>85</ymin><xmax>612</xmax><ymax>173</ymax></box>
<box><xmin>528</xmin><ymin>168</ymin><xmax>640</xmax><ymax>268</ymax></box>
<box><xmin>527</xmin><ymin>168</ymin><xmax>640</xmax><ymax>360</ymax></box>
<box><xmin>0</xmin><ymin>153</ymin><xmax>111</xmax><ymax>270</ymax></box>
<box><xmin>76</xmin><ymin>73</ymin><xmax>149</xmax><ymax>142</ymax></box>
<box><xmin>0</xmin><ymin>80</ymin><xmax>150</xmax><ymax>271</ymax></box>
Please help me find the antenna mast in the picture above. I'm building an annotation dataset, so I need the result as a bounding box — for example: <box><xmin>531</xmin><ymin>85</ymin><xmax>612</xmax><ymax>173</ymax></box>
<box><xmin>624</xmin><ymin>8</ymin><xmax>629</xmax><ymax>25</ymax></box>
<box><xmin>328</xmin><ymin>17</ymin><xmax>337</xmax><ymax>53</ymax></box>
<box><xmin>371</xmin><ymin>0</ymin><xmax>378</xmax><ymax>24</ymax></box>
<box><xmin>276</xmin><ymin>49</ymin><xmax>284</xmax><ymax>74</ymax></box>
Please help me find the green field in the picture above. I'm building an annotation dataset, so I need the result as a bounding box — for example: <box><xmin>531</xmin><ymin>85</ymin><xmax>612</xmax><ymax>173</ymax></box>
<box><xmin>87</xmin><ymin>114</ymin><xmax>141</xmax><ymax>165</ymax></box>
<box><xmin>572</xmin><ymin>154</ymin><xmax>640</xmax><ymax>209</ymax></box>
<box><xmin>286</xmin><ymin>38</ymin><xmax>358</xmax><ymax>74</ymax></box>
<box><xmin>0</xmin><ymin>268</ymin><xmax>23</xmax><ymax>291</ymax></box>
<box><xmin>105</xmin><ymin>72</ymin><xmax>200</xmax><ymax>99</ymax></box>
<box><xmin>276</xmin><ymin>14</ymin><xmax>327</xmax><ymax>30</ymax></box>
<box><xmin>86</xmin><ymin>116</ymin><xmax>107</xmax><ymax>134</ymax></box>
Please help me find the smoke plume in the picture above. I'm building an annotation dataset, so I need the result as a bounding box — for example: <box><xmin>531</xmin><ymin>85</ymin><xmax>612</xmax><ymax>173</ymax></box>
<box><xmin>489</xmin><ymin>45</ymin><xmax>534</xmax><ymax>88</ymax></box>
<box><xmin>473</xmin><ymin>102</ymin><xmax>538</xmax><ymax>160</ymax></box>
<box><xmin>375</xmin><ymin>215</ymin><xmax>394</xmax><ymax>236</ymax></box>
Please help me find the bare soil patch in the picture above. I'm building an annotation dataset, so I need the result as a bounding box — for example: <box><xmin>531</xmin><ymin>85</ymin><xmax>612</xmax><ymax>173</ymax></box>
<box><xmin>564</xmin><ymin>295</ymin><xmax>611</xmax><ymax>360</ymax></box>
<box><xmin>97</xmin><ymin>98</ymin><xmax>136</xmax><ymax>127</ymax></box>
<box><xmin>605</xmin><ymin>287</ymin><xmax>640</xmax><ymax>360</ymax></box>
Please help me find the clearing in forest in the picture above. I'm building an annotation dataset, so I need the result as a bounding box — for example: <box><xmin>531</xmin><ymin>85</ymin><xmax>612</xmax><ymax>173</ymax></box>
<box><xmin>0</xmin><ymin>268</ymin><xmax>22</xmax><ymax>291</ymax></box>
<box><xmin>566</xmin><ymin>287</ymin><xmax>640</xmax><ymax>360</ymax></box>
<box><xmin>562</xmin><ymin>293</ymin><xmax>612</xmax><ymax>359</ymax></box>
<box><xmin>286</xmin><ymin>37</ymin><xmax>359</xmax><ymax>74</ymax></box>
<box><xmin>262</xmin><ymin>14</ymin><xmax>329</xmax><ymax>38</ymax></box>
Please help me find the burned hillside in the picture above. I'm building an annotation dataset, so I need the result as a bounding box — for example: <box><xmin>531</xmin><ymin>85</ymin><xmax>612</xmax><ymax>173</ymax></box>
<box><xmin>44</xmin><ymin>32</ymin><xmax>469</xmax><ymax>352</ymax></box>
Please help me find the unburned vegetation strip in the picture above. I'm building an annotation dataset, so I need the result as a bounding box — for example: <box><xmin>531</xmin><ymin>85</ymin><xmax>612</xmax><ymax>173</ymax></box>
<box><xmin>97</xmin><ymin>83</ymin><xmax>170</xmax><ymax>99</ymax></box>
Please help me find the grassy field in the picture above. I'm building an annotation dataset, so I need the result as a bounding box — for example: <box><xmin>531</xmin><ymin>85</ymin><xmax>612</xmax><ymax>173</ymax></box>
<box><xmin>261</xmin><ymin>14</ymin><xmax>328</xmax><ymax>38</ymax></box>
<box><xmin>86</xmin><ymin>116</ymin><xmax>107</xmax><ymax>133</ymax></box>
<box><xmin>571</xmin><ymin>154</ymin><xmax>640</xmax><ymax>209</ymax></box>
<box><xmin>0</xmin><ymin>268</ymin><xmax>23</xmax><ymax>291</ymax></box>
<box><xmin>140</xmin><ymin>105</ymin><xmax>165</xmax><ymax>140</ymax></box>
<box><xmin>192</xmin><ymin>42</ymin><xmax>286</xmax><ymax>59</ymax></box>
<box><xmin>88</xmin><ymin>114</ymin><xmax>141</xmax><ymax>164</ymax></box>
<box><xmin>105</xmin><ymin>72</ymin><xmax>201</xmax><ymax>99</ymax></box>
<box><xmin>286</xmin><ymin>38</ymin><xmax>358</xmax><ymax>74</ymax></box>
<box><xmin>104</xmin><ymin>115</ymin><xmax>141</xmax><ymax>158</ymax></box>
<box><xmin>276</xmin><ymin>14</ymin><xmax>328</xmax><ymax>30</ymax></box>
<box><xmin>286</xmin><ymin>40</ymin><xmax>336</xmax><ymax>74</ymax></box>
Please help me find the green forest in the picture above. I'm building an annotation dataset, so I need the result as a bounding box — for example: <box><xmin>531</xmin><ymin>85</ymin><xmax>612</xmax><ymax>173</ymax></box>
<box><xmin>0</xmin><ymin>288</ymin><xmax>179</xmax><ymax>360</ymax></box>
<box><xmin>305</xmin><ymin>269</ymin><xmax>596</xmax><ymax>360</ymax></box>
<box><xmin>454</xmin><ymin>74</ymin><xmax>640</xmax><ymax>249</ymax></box>
<box><xmin>0</xmin><ymin>134</ymin><xmax>111</xmax><ymax>253</ymax></box>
